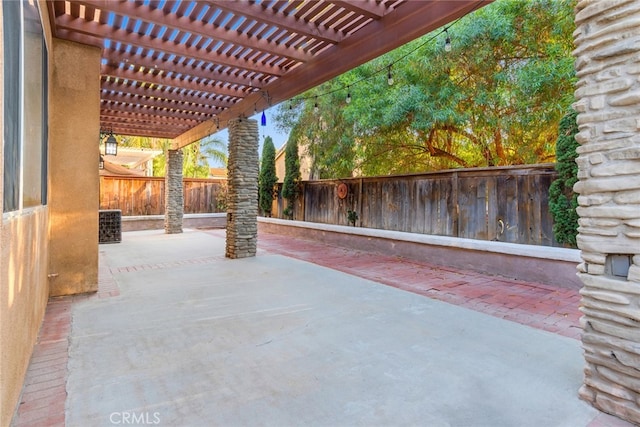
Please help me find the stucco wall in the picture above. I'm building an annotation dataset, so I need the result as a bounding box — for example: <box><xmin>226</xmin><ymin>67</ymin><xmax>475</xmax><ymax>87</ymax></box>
<box><xmin>0</xmin><ymin>209</ymin><xmax>50</xmax><ymax>427</ymax></box>
<box><xmin>0</xmin><ymin>3</ymin><xmax>53</xmax><ymax>424</ymax></box>
<box><xmin>48</xmin><ymin>38</ymin><xmax>101</xmax><ymax>296</ymax></box>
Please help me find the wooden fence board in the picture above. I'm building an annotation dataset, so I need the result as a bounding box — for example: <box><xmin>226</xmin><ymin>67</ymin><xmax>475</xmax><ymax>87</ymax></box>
<box><xmin>100</xmin><ymin>176</ymin><xmax>225</xmax><ymax>216</ymax></box>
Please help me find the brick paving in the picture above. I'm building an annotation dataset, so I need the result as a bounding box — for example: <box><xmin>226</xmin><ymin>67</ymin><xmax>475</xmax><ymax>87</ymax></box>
<box><xmin>10</xmin><ymin>250</ymin><xmax>119</xmax><ymax>427</ymax></box>
<box><xmin>251</xmin><ymin>230</ymin><xmax>584</xmax><ymax>340</ymax></box>
<box><xmin>10</xmin><ymin>230</ymin><xmax>637</xmax><ymax>427</ymax></box>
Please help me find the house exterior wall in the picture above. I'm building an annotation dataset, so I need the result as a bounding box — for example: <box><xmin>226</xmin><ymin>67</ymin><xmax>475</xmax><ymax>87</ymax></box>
<box><xmin>48</xmin><ymin>38</ymin><xmax>100</xmax><ymax>296</ymax></box>
<box><xmin>0</xmin><ymin>209</ymin><xmax>49</xmax><ymax>426</ymax></box>
<box><xmin>1</xmin><ymin>2</ymin><xmax>50</xmax><ymax>424</ymax></box>
<box><xmin>274</xmin><ymin>142</ymin><xmax>313</xmax><ymax>183</ymax></box>
<box><xmin>573</xmin><ymin>1</ymin><xmax>640</xmax><ymax>424</ymax></box>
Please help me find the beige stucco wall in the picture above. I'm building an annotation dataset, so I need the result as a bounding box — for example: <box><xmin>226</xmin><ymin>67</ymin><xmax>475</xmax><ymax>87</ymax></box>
<box><xmin>0</xmin><ymin>2</ymin><xmax>51</xmax><ymax>425</ymax></box>
<box><xmin>48</xmin><ymin>38</ymin><xmax>101</xmax><ymax>296</ymax></box>
<box><xmin>1</xmin><ymin>209</ymin><xmax>50</xmax><ymax>426</ymax></box>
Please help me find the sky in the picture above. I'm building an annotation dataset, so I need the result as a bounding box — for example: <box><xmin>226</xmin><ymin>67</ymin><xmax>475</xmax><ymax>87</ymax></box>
<box><xmin>207</xmin><ymin>106</ymin><xmax>290</xmax><ymax>167</ymax></box>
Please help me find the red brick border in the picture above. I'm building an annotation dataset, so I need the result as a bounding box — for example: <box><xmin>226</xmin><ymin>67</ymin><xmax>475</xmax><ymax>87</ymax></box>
<box><xmin>253</xmin><ymin>230</ymin><xmax>584</xmax><ymax>340</ymax></box>
<box><xmin>11</xmin><ymin>251</ymin><xmax>119</xmax><ymax>427</ymax></box>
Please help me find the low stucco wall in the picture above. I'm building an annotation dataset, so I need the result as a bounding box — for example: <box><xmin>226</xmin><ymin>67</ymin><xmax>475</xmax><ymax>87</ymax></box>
<box><xmin>121</xmin><ymin>213</ymin><xmax>226</xmax><ymax>232</ymax></box>
<box><xmin>258</xmin><ymin>217</ymin><xmax>583</xmax><ymax>289</ymax></box>
<box><xmin>1</xmin><ymin>207</ymin><xmax>50</xmax><ymax>427</ymax></box>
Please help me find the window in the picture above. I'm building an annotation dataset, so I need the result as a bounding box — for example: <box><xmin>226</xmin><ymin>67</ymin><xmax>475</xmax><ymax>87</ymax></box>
<box><xmin>2</xmin><ymin>0</ymin><xmax>48</xmax><ymax>213</ymax></box>
<box><xmin>3</xmin><ymin>1</ymin><xmax>21</xmax><ymax>211</ymax></box>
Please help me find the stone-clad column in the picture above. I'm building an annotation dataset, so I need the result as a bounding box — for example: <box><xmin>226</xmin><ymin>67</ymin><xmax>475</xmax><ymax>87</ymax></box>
<box><xmin>164</xmin><ymin>149</ymin><xmax>183</xmax><ymax>234</ymax></box>
<box><xmin>226</xmin><ymin>118</ymin><xmax>259</xmax><ymax>258</ymax></box>
<box><xmin>573</xmin><ymin>1</ymin><xmax>640</xmax><ymax>424</ymax></box>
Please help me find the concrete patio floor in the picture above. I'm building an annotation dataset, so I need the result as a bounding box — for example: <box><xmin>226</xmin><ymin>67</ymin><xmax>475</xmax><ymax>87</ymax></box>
<box><xmin>12</xmin><ymin>229</ymin><xmax>635</xmax><ymax>427</ymax></box>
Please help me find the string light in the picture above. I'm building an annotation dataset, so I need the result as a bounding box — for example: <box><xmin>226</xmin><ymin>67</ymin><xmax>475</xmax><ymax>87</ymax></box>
<box><xmin>285</xmin><ymin>1</ymin><xmax>482</xmax><ymax>112</ymax></box>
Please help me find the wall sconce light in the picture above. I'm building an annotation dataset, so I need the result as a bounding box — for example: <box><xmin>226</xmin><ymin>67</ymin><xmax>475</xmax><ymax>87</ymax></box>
<box><xmin>105</xmin><ymin>133</ymin><xmax>118</xmax><ymax>156</ymax></box>
<box><xmin>100</xmin><ymin>127</ymin><xmax>118</xmax><ymax>156</ymax></box>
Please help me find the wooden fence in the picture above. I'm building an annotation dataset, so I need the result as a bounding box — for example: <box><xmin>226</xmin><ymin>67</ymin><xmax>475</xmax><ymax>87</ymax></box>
<box><xmin>100</xmin><ymin>164</ymin><xmax>560</xmax><ymax>246</ymax></box>
<box><xmin>272</xmin><ymin>164</ymin><xmax>560</xmax><ymax>246</ymax></box>
<box><xmin>100</xmin><ymin>176</ymin><xmax>226</xmax><ymax>215</ymax></box>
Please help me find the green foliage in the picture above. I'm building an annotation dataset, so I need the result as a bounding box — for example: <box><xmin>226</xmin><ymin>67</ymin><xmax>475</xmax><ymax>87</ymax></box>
<box><xmin>215</xmin><ymin>181</ymin><xmax>228</xmax><ymax>212</ymax></box>
<box><xmin>282</xmin><ymin>137</ymin><xmax>301</xmax><ymax>216</ymax></box>
<box><xmin>259</xmin><ymin>136</ymin><xmax>278</xmax><ymax>216</ymax></box>
<box><xmin>180</xmin><ymin>137</ymin><xmax>227</xmax><ymax>178</ymax></box>
<box><xmin>549</xmin><ymin>108</ymin><xmax>579</xmax><ymax>247</ymax></box>
<box><xmin>273</xmin><ymin>0</ymin><xmax>576</xmax><ymax>178</ymax></box>
<box><xmin>119</xmin><ymin>135</ymin><xmax>227</xmax><ymax>178</ymax></box>
<box><xmin>347</xmin><ymin>210</ymin><xmax>358</xmax><ymax>226</ymax></box>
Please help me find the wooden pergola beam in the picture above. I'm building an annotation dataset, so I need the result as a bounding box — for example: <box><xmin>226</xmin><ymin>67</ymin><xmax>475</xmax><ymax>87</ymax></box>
<box><xmin>173</xmin><ymin>1</ymin><xmax>490</xmax><ymax>148</ymax></box>
<box><xmin>101</xmin><ymin>79</ymin><xmax>234</xmax><ymax>110</ymax></box>
<box><xmin>55</xmin><ymin>14</ymin><xmax>287</xmax><ymax>77</ymax></box>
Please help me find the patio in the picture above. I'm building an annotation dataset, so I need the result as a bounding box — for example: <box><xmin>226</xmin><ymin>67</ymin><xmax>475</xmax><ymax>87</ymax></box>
<box><xmin>11</xmin><ymin>229</ymin><xmax>632</xmax><ymax>427</ymax></box>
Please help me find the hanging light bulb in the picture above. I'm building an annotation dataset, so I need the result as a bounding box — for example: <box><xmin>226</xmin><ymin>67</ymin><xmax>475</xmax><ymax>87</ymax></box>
<box><xmin>387</xmin><ymin>65</ymin><xmax>394</xmax><ymax>86</ymax></box>
<box><xmin>314</xmin><ymin>97</ymin><xmax>319</xmax><ymax>113</ymax></box>
<box><xmin>444</xmin><ymin>28</ymin><xmax>452</xmax><ymax>52</ymax></box>
<box><xmin>261</xmin><ymin>110</ymin><xmax>267</xmax><ymax>126</ymax></box>
<box><xmin>346</xmin><ymin>87</ymin><xmax>352</xmax><ymax>104</ymax></box>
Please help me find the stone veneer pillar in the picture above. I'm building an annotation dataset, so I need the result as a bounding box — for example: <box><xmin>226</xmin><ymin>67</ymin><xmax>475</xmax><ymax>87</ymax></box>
<box><xmin>573</xmin><ymin>1</ymin><xmax>640</xmax><ymax>424</ymax></box>
<box><xmin>164</xmin><ymin>149</ymin><xmax>183</xmax><ymax>234</ymax></box>
<box><xmin>226</xmin><ymin>118</ymin><xmax>259</xmax><ymax>258</ymax></box>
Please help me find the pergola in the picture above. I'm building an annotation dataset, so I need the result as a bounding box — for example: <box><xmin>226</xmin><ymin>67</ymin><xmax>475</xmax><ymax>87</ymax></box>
<box><xmin>46</xmin><ymin>0</ymin><xmax>488</xmax><ymax>147</ymax></box>
<box><xmin>28</xmin><ymin>1</ymin><xmax>640</xmax><ymax>425</ymax></box>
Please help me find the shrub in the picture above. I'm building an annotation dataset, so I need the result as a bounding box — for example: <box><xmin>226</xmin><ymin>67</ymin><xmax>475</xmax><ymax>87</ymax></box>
<box><xmin>259</xmin><ymin>137</ymin><xmax>278</xmax><ymax>216</ymax></box>
<box><xmin>549</xmin><ymin>108</ymin><xmax>579</xmax><ymax>247</ymax></box>
<box><xmin>282</xmin><ymin>138</ymin><xmax>301</xmax><ymax>218</ymax></box>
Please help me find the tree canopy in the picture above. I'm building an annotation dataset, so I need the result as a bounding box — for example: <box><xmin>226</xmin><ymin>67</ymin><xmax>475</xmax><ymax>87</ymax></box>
<box><xmin>273</xmin><ymin>0</ymin><xmax>576</xmax><ymax>178</ymax></box>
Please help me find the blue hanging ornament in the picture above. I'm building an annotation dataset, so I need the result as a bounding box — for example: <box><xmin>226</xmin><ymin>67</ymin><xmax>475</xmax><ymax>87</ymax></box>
<box><xmin>261</xmin><ymin>110</ymin><xmax>267</xmax><ymax>126</ymax></box>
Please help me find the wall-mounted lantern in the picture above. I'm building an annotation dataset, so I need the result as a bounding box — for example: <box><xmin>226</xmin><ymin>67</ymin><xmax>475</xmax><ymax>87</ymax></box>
<box><xmin>105</xmin><ymin>133</ymin><xmax>118</xmax><ymax>156</ymax></box>
<box><xmin>100</xmin><ymin>127</ymin><xmax>118</xmax><ymax>156</ymax></box>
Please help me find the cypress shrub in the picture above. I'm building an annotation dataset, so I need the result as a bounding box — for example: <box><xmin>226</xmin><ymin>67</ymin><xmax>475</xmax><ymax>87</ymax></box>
<box><xmin>258</xmin><ymin>136</ymin><xmax>277</xmax><ymax>216</ymax></box>
<box><xmin>549</xmin><ymin>109</ymin><xmax>579</xmax><ymax>247</ymax></box>
<box><xmin>282</xmin><ymin>138</ymin><xmax>301</xmax><ymax>218</ymax></box>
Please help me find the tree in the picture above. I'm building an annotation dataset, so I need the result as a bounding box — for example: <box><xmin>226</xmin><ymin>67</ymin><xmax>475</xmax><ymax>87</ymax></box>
<box><xmin>259</xmin><ymin>136</ymin><xmax>278</xmax><ymax>216</ymax></box>
<box><xmin>180</xmin><ymin>136</ymin><xmax>227</xmax><ymax>178</ymax></box>
<box><xmin>549</xmin><ymin>108</ymin><xmax>579</xmax><ymax>247</ymax></box>
<box><xmin>282</xmin><ymin>137</ymin><xmax>301</xmax><ymax>218</ymax></box>
<box><xmin>120</xmin><ymin>135</ymin><xmax>227</xmax><ymax>178</ymax></box>
<box><xmin>273</xmin><ymin>0</ymin><xmax>576</xmax><ymax>177</ymax></box>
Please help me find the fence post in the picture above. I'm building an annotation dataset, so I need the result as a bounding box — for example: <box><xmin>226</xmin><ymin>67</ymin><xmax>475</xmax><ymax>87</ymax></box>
<box><xmin>357</xmin><ymin>178</ymin><xmax>363</xmax><ymax>227</ymax></box>
<box><xmin>452</xmin><ymin>171</ymin><xmax>459</xmax><ymax>237</ymax></box>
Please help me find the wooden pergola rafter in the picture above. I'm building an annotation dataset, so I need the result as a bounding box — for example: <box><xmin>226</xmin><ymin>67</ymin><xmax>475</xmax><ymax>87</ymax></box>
<box><xmin>47</xmin><ymin>0</ymin><xmax>491</xmax><ymax>146</ymax></box>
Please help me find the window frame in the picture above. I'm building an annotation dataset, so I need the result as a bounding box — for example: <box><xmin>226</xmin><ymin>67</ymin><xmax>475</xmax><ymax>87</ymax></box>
<box><xmin>2</xmin><ymin>0</ymin><xmax>48</xmax><ymax>215</ymax></box>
